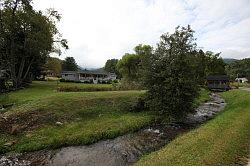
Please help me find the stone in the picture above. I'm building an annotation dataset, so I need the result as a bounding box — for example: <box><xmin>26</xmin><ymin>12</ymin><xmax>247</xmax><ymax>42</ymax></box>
<box><xmin>3</xmin><ymin>141</ymin><xmax>16</xmax><ymax>147</ymax></box>
<box><xmin>3</xmin><ymin>103</ymin><xmax>14</xmax><ymax>108</ymax></box>
<box><xmin>56</xmin><ymin>122</ymin><xmax>63</xmax><ymax>126</ymax></box>
<box><xmin>10</xmin><ymin>125</ymin><xmax>21</xmax><ymax>135</ymax></box>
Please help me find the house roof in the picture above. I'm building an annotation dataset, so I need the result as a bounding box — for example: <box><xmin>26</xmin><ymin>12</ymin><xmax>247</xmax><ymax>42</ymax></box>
<box><xmin>61</xmin><ymin>71</ymin><xmax>78</xmax><ymax>74</ymax></box>
<box><xmin>61</xmin><ymin>69</ymin><xmax>111</xmax><ymax>75</ymax></box>
<box><xmin>207</xmin><ymin>75</ymin><xmax>229</xmax><ymax>81</ymax></box>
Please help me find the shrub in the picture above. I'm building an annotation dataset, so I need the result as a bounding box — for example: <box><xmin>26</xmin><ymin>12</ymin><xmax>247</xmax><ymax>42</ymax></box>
<box><xmin>143</xmin><ymin>26</ymin><xmax>199</xmax><ymax>121</ymax></box>
<box><xmin>57</xmin><ymin>86</ymin><xmax>114</xmax><ymax>92</ymax></box>
<box><xmin>116</xmin><ymin>79</ymin><xmax>142</xmax><ymax>90</ymax></box>
<box><xmin>119</xmin><ymin>96</ymin><xmax>148</xmax><ymax>112</ymax></box>
<box><xmin>59</xmin><ymin>78</ymin><xmax>66</xmax><ymax>82</ymax></box>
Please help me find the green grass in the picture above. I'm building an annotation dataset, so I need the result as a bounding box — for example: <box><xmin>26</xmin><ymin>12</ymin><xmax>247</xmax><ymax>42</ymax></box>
<box><xmin>0</xmin><ymin>81</ymin><xmax>210</xmax><ymax>154</ymax></box>
<box><xmin>193</xmin><ymin>88</ymin><xmax>210</xmax><ymax>107</ymax></box>
<box><xmin>57</xmin><ymin>82</ymin><xmax>114</xmax><ymax>92</ymax></box>
<box><xmin>0</xmin><ymin>81</ymin><xmax>154</xmax><ymax>154</ymax></box>
<box><xmin>0</xmin><ymin>81</ymin><xmax>114</xmax><ymax>105</ymax></box>
<box><xmin>230</xmin><ymin>82</ymin><xmax>250</xmax><ymax>88</ymax></box>
<box><xmin>135</xmin><ymin>90</ymin><xmax>250</xmax><ymax>166</ymax></box>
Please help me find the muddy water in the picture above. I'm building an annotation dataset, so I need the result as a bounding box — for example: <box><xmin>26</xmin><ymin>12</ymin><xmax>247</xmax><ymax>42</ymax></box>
<box><xmin>0</xmin><ymin>93</ymin><xmax>226</xmax><ymax>166</ymax></box>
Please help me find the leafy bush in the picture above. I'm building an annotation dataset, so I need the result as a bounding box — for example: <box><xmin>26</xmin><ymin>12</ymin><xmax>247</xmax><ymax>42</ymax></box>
<box><xmin>59</xmin><ymin>79</ymin><xmax>82</xmax><ymax>83</ymax></box>
<box><xmin>57</xmin><ymin>86</ymin><xmax>114</xmax><ymax>92</ymax></box>
<box><xmin>143</xmin><ymin>26</ymin><xmax>199</xmax><ymax>121</ymax></box>
<box><xmin>119</xmin><ymin>96</ymin><xmax>148</xmax><ymax>112</ymax></box>
<box><xmin>115</xmin><ymin>79</ymin><xmax>143</xmax><ymax>90</ymax></box>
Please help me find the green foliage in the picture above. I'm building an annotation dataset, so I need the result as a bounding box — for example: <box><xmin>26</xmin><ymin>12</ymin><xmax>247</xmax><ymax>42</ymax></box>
<box><xmin>104</xmin><ymin>59</ymin><xmax>120</xmax><ymax>78</ymax></box>
<box><xmin>62</xmin><ymin>57</ymin><xmax>78</xmax><ymax>71</ymax></box>
<box><xmin>115</xmin><ymin>79</ymin><xmax>142</xmax><ymax>90</ymax></box>
<box><xmin>0</xmin><ymin>0</ymin><xmax>68</xmax><ymax>88</ymax></box>
<box><xmin>57</xmin><ymin>84</ymin><xmax>114</xmax><ymax>92</ymax></box>
<box><xmin>144</xmin><ymin>26</ymin><xmax>199</xmax><ymax>120</ymax></box>
<box><xmin>117</xmin><ymin>44</ymin><xmax>153</xmax><ymax>82</ymax></box>
<box><xmin>226</xmin><ymin>58</ymin><xmax>250</xmax><ymax>80</ymax></box>
<box><xmin>44</xmin><ymin>57</ymin><xmax>62</xmax><ymax>76</ymax></box>
<box><xmin>192</xmin><ymin>50</ymin><xmax>226</xmax><ymax>85</ymax></box>
<box><xmin>136</xmin><ymin>90</ymin><xmax>250</xmax><ymax>166</ymax></box>
<box><xmin>204</xmin><ymin>51</ymin><xmax>226</xmax><ymax>76</ymax></box>
<box><xmin>117</xmin><ymin>53</ymin><xmax>141</xmax><ymax>81</ymax></box>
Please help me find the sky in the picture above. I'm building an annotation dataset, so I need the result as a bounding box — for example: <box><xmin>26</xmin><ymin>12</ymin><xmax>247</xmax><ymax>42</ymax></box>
<box><xmin>33</xmin><ymin>0</ymin><xmax>250</xmax><ymax>68</ymax></box>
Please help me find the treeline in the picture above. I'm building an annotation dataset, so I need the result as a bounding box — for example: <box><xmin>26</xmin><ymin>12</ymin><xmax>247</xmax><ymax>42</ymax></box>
<box><xmin>226</xmin><ymin>58</ymin><xmax>250</xmax><ymax>80</ymax></box>
<box><xmin>0</xmin><ymin>0</ymin><xmax>68</xmax><ymax>92</ymax></box>
<box><xmin>40</xmin><ymin>57</ymin><xmax>78</xmax><ymax>79</ymax></box>
<box><xmin>104</xmin><ymin>38</ymin><xmax>226</xmax><ymax>87</ymax></box>
<box><xmin>104</xmin><ymin>26</ymin><xmax>228</xmax><ymax>120</ymax></box>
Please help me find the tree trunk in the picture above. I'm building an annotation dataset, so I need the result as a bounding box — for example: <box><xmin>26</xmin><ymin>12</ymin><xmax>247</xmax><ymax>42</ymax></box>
<box><xmin>22</xmin><ymin>57</ymin><xmax>34</xmax><ymax>84</ymax></box>
<box><xmin>0</xmin><ymin>78</ymin><xmax>7</xmax><ymax>93</ymax></box>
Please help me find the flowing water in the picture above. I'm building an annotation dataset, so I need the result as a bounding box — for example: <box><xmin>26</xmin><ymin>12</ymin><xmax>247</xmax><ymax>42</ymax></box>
<box><xmin>0</xmin><ymin>93</ymin><xmax>226</xmax><ymax>166</ymax></box>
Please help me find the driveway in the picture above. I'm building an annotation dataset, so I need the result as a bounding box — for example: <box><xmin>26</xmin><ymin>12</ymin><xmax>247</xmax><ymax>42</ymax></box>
<box><xmin>239</xmin><ymin>87</ymin><xmax>250</xmax><ymax>91</ymax></box>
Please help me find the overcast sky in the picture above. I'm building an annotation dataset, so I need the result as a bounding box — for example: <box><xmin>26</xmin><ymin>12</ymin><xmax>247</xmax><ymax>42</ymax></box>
<box><xmin>33</xmin><ymin>0</ymin><xmax>250</xmax><ymax>68</ymax></box>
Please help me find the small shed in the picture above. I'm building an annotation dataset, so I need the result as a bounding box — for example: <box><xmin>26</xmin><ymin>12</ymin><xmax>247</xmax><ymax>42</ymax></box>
<box><xmin>206</xmin><ymin>75</ymin><xmax>230</xmax><ymax>91</ymax></box>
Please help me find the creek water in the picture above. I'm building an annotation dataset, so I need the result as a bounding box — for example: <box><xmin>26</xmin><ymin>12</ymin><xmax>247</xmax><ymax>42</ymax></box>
<box><xmin>0</xmin><ymin>93</ymin><xmax>226</xmax><ymax>166</ymax></box>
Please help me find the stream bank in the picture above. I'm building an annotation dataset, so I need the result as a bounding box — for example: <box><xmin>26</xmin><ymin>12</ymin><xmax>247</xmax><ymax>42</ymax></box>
<box><xmin>0</xmin><ymin>93</ymin><xmax>226</xmax><ymax>166</ymax></box>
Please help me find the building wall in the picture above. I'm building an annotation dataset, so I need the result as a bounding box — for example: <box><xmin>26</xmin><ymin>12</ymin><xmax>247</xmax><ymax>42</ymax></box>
<box><xmin>61</xmin><ymin>72</ymin><xmax>117</xmax><ymax>82</ymax></box>
<box><xmin>62</xmin><ymin>73</ymin><xmax>79</xmax><ymax>81</ymax></box>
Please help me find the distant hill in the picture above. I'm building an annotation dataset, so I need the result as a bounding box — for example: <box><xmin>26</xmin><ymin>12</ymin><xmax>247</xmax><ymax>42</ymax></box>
<box><xmin>223</xmin><ymin>58</ymin><xmax>238</xmax><ymax>64</ymax></box>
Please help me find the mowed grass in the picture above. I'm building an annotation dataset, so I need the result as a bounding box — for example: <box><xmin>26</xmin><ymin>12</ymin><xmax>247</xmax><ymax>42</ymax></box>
<box><xmin>135</xmin><ymin>90</ymin><xmax>250</xmax><ymax>166</ymax></box>
<box><xmin>0</xmin><ymin>81</ymin><xmax>153</xmax><ymax>154</ymax></box>
<box><xmin>0</xmin><ymin>81</ymin><xmax>209</xmax><ymax>154</ymax></box>
<box><xmin>0</xmin><ymin>81</ymin><xmax>113</xmax><ymax>105</ymax></box>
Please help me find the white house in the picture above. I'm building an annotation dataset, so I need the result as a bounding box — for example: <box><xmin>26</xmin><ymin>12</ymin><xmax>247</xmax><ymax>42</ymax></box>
<box><xmin>61</xmin><ymin>70</ymin><xmax>117</xmax><ymax>83</ymax></box>
<box><xmin>235</xmin><ymin>77</ymin><xmax>248</xmax><ymax>83</ymax></box>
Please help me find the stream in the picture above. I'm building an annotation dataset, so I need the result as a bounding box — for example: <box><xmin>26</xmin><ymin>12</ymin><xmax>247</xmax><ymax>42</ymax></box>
<box><xmin>0</xmin><ymin>93</ymin><xmax>226</xmax><ymax>166</ymax></box>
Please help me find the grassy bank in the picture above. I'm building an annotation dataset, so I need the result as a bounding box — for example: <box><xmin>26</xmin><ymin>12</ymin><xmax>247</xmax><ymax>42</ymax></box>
<box><xmin>0</xmin><ymin>81</ymin><xmax>114</xmax><ymax>105</ymax></box>
<box><xmin>0</xmin><ymin>86</ymin><xmax>153</xmax><ymax>154</ymax></box>
<box><xmin>136</xmin><ymin>90</ymin><xmax>250</xmax><ymax>166</ymax></box>
<box><xmin>0</xmin><ymin>81</ymin><xmax>209</xmax><ymax>154</ymax></box>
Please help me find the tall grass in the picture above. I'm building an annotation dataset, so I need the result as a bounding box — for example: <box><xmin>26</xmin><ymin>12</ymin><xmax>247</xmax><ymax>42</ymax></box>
<box><xmin>136</xmin><ymin>90</ymin><xmax>250</xmax><ymax>166</ymax></box>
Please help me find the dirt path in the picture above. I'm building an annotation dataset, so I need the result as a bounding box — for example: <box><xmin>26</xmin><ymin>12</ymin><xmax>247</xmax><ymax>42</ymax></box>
<box><xmin>0</xmin><ymin>93</ymin><xmax>226</xmax><ymax>166</ymax></box>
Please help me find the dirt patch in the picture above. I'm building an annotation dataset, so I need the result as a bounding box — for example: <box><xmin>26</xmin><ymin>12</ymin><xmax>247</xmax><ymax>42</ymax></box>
<box><xmin>0</xmin><ymin>109</ymin><xmax>70</xmax><ymax>135</ymax></box>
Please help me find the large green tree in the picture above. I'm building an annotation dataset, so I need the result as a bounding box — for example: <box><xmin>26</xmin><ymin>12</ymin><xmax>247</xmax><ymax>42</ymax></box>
<box><xmin>104</xmin><ymin>58</ymin><xmax>121</xmax><ymax>78</ymax></box>
<box><xmin>192</xmin><ymin>50</ymin><xmax>226</xmax><ymax>85</ymax></box>
<box><xmin>117</xmin><ymin>44</ymin><xmax>153</xmax><ymax>81</ymax></box>
<box><xmin>62</xmin><ymin>57</ymin><xmax>78</xmax><ymax>71</ymax></box>
<box><xmin>144</xmin><ymin>26</ymin><xmax>199</xmax><ymax>120</ymax></box>
<box><xmin>204</xmin><ymin>51</ymin><xmax>226</xmax><ymax>76</ymax></box>
<box><xmin>104</xmin><ymin>59</ymin><xmax>118</xmax><ymax>73</ymax></box>
<box><xmin>0</xmin><ymin>0</ymin><xmax>68</xmax><ymax>89</ymax></box>
<box><xmin>44</xmin><ymin>57</ymin><xmax>62</xmax><ymax>76</ymax></box>
<box><xmin>117</xmin><ymin>53</ymin><xmax>141</xmax><ymax>81</ymax></box>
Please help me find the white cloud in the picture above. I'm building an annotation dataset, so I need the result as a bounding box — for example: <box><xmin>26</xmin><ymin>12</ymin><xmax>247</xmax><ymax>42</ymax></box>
<box><xmin>33</xmin><ymin>0</ymin><xmax>250</xmax><ymax>68</ymax></box>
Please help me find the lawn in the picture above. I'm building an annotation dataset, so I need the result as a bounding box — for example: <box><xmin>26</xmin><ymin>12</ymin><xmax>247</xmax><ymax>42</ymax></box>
<box><xmin>0</xmin><ymin>81</ymin><xmax>152</xmax><ymax>154</ymax></box>
<box><xmin>230</xmin><ymin>82</ymin><xmax>250</xmax><ymax>88</ymax></box>
<box><xmin>0</xmin><ymin>81</ymin><xmax>113</xmax><ymax>105</ymax></box>
<box><xmin>0</xmin><ymin>81</ymin><xmax>209</xmax><ymax>154</ymax></box>
<box><xmin>135</xmin><ymin>90</ymin><xmax>250</xmax><ymax>166</ymax></box>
